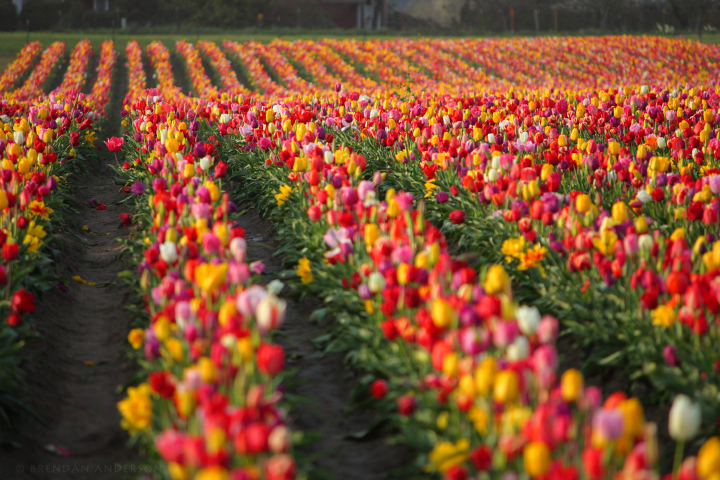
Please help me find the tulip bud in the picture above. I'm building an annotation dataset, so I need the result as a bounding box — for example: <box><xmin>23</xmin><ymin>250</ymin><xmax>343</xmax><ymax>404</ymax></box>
<box><xmin>159</xmin><ymin>241</ymin><xmax>177</xmax><ymax>263</ymax></box>
<box><xmin>368</xmin><ymin>272</ymin><xmax>385</xmax><ymax>293</ymax></box>
<box><xmin>668</xmin><ymin>394</ymin><xmax>701</xmax><ymax>441</ymax></box>
<box><xmin>516</xmin><ymin>305</ymin><xmax>540</xmax><ymax>335</ymax></box>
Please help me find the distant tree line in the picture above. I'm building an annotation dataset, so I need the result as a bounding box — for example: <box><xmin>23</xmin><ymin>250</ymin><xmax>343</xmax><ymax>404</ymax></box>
<box><xmin>1</xmin><ymin>0</ymin><xmax>341</xmax><ymax>31</ymax></box>
<box><xmin>0</xmin><ymin>0</ymin><xmax>719</xmax><ymax>33</ymax></box>
<box><xmin>458</xmin><ymin>0</ymin><xmax>720</xmax><ymax>35</ymax></box>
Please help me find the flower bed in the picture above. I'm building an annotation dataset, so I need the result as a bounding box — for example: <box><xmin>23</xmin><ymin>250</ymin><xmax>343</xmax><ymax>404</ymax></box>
<box><xmin>10</xmin><ymin>42</ymin><xmax>66</xmax><ymax>102</ymax></box>
<box><xmin>0</xmin><ymin>92</ymin><xmax>102</xmax><ymax>424</ymax></box>
<box><xmin>0</xmin><ymin>42</ymin><xmax>42</xmax><ymax>95</ymax></box>
<box><xmin>212</xmin><ymin>90</ymin><xmax>720</xmax><ymax>479</ymax></box>
<box><xmin>115</xmin><ymin>90</ymin><xmax>295</xmax><ymax>480</ymax></box>
<box><xmin>51</xmin><ymin>39</ymin><xmax>92</xmax><ymax>98</ymax></box>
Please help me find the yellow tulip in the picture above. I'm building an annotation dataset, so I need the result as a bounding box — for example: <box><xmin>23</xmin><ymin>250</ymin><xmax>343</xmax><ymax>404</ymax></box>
<box><xmin>618</xmin><ymin>397</ymin><xmax>645</xmax><ymax>439</ymax></box>
<box><xmin>474</xmin><ymin>356</ymin><xmax>496</xmax><ymax>396</ymax></box>
<box><xmin>195</xmin><ymin>262</ymin><xmax>228</xmax><ymax>294</ymax></box>
<box><xmin>575</xmin><ymin>194</ymin><xmax>592</xmax><ymax>214</ymax></box>
<box><xmin>198</xmin><ymin>357</ymin><xmax>217</xmax><ymax>384</ymax></box>
<box><xmin>560</xmin><ymin>369</ymin><xmax>583</xmax><ymax>402</ymax></box>
<box><xmin>698</xmin><ymin>437</ymin><xmax>720</xmax><ymax>479</ymax></box>
<box><xmin>524</xmin><ymin>442</ymin><xmax>551</xmax><ymax>478</ymax></box>
<box><xmin>364</xmin><ymin>224</ymin><xmax>379</xmax><ymax>247</ymax></box>
<box><xmin>484</xmin><ymin>264</ymin><xmax>510</xmax><ymax>295</ymax></box>
<box><xmin>128</xmin><ymin>328</ymin><xmax>145</xmax><ymax>349</ymax></box>
<box><xmin>430</xmin><ymin>298</ymin><xmax>454</xmax><ymax>329</ymax></box>
<box><xmin>493</xmin><ymin>369</ymin><xmax>519</xmax><ymax>404</ymax></box>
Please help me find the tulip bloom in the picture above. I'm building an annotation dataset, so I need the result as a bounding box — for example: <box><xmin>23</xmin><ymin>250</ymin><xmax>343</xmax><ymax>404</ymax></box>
<box><xmin>104</xmin><ymin>137</ymin><xmax>124</xmax><ymax>152</ymax></box>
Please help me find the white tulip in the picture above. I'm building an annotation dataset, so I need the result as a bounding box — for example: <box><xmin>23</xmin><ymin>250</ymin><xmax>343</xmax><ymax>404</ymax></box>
<box><xmin>13</xmin><ymin>131</ymin><xmax>24</xmax><ymax>146</ymax></box>
<box><xmin>488</xmin><ymin>168</ymin><xmax>499</xmax><ymax>182</ymax></box>
<box><xmin>220</xmin><ymin>334</ymin><xmax>237</xmax><ymax>349</ymax></box>
<box><xmin>368</xmin><ymin>272</ymin><xmax>386</xmax><ymax>293</ymax></box>
<box><xmin>668</xmin><ymin>394</ymin><xmax>701</xmax><ymax>441</ymax></box>
<box><xmin>657</xmin><ymin>137</ymin><xmax>666</xmax><ymax>149</ymax></box>
<box><xmin>638</xmin><ymin>234</ymin><xmax>653</xmax><ymax>252</ymax></box>
<box><xmin>324</xmin><ymin>150</ymin><xmax>334</xmax><ymax>164</ymax></box>
<box><xmin>487</xmin><ymin>133</ymin><xmax>496</xmax><ymax>144</ymax></box>
<box><xmin>159</xmin><ymin>241</ymin><xmax>177</xmax><ymax>263</ymax></box>
<box><xmin>256</xmin><ymin>294</ymin><xmax>287</xmax><ymax>332</ymax></box>
<box><xmin>200</xmin><ymin>156</ymin><xmax>211</xmax><ymax>171</ymax></box>
<box><xmin>636</xmin><ymin>190</ymin><xmax>652</xmax><ymax>204</ymax></box>
<box><xmin>516</xmin><ymin>305</ymin><xmax>541</xmax><ymax>335</ymax></box>
<box><xmin>267</xmin><ymin>279</ymin><xmax>285</xmax><ymax>295</ymax></box>
<box><xmin>229</xmin><ymin>237</ymin><xmax>247</xmax><ymax>262</ymax></box>
<box><xmin>507</xmin><ymin>336</ymin><xmax>529</xmax><ymax>361</ymax></box>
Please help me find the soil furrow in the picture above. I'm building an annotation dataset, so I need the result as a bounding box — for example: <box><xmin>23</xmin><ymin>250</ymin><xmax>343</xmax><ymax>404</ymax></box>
<box><xmin>0</xmin><ymin>160</ymin><xmax>137</xmax><ymax>480</ymax></box>
<box><xmin>235</xmin><ymin>208</ymin><xmax>411</xmax><ymax>480</ymax></box>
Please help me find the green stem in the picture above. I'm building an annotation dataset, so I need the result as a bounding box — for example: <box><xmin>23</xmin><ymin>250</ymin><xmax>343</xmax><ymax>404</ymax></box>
<box><xmin>672</xmin><ymin>440</ymin><xmax>685</xmax><ymax>480</ymax></box>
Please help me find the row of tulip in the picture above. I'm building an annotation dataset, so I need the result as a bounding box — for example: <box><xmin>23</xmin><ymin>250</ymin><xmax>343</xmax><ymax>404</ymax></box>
<box><xmin>243</xmin><ymin>41</ymin><xmax>314</xmax><ymax>95</ymax></box>
<box><xmin>125</xmin><ymin>40</ymin><xmax>147</xmax><ymax>104</ymax></box>
<box><xmin>129</xmin><ymin>37</ymin><xmax>720</xmax><ymax>102</ymax></box>
<box><xmin>196</xmin><ymin>41</ymin><xmax>250</xmax><ymax>97</ymax></box>
<box><xmin>114</xmin><ymin>90</ymin><xmax>296</xmax><ymax>480</ymax></box>
<box><xmin>50</xmin><ymin>39</ymin><xmax>92</xmax><ymax>98</ymax></box>
<box><xmin>0</xmin><ymin>91</ymin><xmax>100</xmax><ymax>424</ymax></box>
<box><xmin>176</xmin><ymin>40</ymin><xmax>219</xmax><ymax>100</ymax></box>
<box><xmin>0</xmin><ymin>42</ymin><xmax>42</xmax><ymax>95</ymax></box>
<box><xmin>146</xmin><ymin>41</ymin><xmax>185</xmax><ymax>102</ymax></box>
<box><xmin>269</xmin><ymin>39</ymin><xmax>336</xmax><ymax>92</ymax></box>
<box><xmin>210</xmin><ymin>91</ymin><xmax>720</xmax><ymax>480</ymax></box>
<box><xmin>11</xmin><ymin>42</ymin><xmax>66</xmax><ymax>103</ymax></box>
<box><xmin>321</xmin><ymin>82</ymin><xmax>720</xmax><ymax>424</ymax></box>
<box><xmin>9</xmin><ymin>34</ymin><xmax>720</xmax><ymax>479</ymax></box>
<box><xmin>222</xmin><ymin>40</ymin><xmax>286</xmax><ymax>98</ymax></box>
<box><xmin>85</xmin><ymin>40</ymin><xmax>117</xmax><ymax>117</ymax></box>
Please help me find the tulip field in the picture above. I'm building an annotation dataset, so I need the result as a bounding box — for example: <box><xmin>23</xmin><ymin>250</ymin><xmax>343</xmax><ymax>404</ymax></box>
<box><xmin>4</xmin><ymin>34</ymin><xmax>720</xmax><ymax>480</ymax></box>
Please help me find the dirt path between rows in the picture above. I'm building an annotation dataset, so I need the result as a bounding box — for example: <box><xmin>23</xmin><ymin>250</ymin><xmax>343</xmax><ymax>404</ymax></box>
<box><xmin>236</xmin><ymin>209</ymin><xmax>412</xmax><ymax>480</ymax></box>
<box><xmin>0</xmin><ymin>157</ymin><xmax>138</xmax><ymax>480</ymax></box>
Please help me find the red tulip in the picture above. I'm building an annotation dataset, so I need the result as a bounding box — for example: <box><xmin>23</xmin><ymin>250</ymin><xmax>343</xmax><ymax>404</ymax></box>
<box><xmin>397</xmin><ymin>395</ymin><xmax>416</xmax><ymax>416</ymax></box>
<box><xmin>11</xmin><ymin>289</ymin><xmax>35</xmax><ymax>313</ymax></box>
<box><xmin>666</xmin><ymin>271</ymin><xmax>689</xmax><ymax>295</ymax></box>
<box><xmin>449</xmin><ymin>210</ymin><xmax>466</xmax><ymax>224</ymax></box>
<box><xmin>2</xmin><ymin>243</ymin><xmax>18</xmax><ymax>261</ymax></box>
<box><xmin>214</xmin><ymin>161</ymin><xmax>228</xmax><ymax>178</ymax></box>
<box><xmin>245</xmin><ymin>422</ymin><xmax>269</xmax><ymax>454</ymax></box>
<box><xmin>470</xmin><ymin>446</ymin><xmax>492</xmax><ymax>471</ymax></box>
<box><xmin>370</xmin><ymin>379</ymin><xmax>388</xmax><ymax>399</ymax></box>
<box><xmin>445</xmin><ymin>466</ymin><xmax>467</xmax><ymax>480</ymax></box>
<box><xmin>307</xmin><ymin>204</ymin><xmax>322</xmax><ymax>222</ymax></box>
<box><xmin>582</xmin><ymin>447</ymin><xmax>605</xmax><ymax>480</ymax></box>
<box><xmin>265</xmin><ymin>454</ymin><xmax>296</xmax><ymax>480</ymax></box>
<box><xmin>149</xmin><ymin>371</ymin><xmax>176</xmax><ymax>398</ymax></box>
<box><xmin>257</xmin><ymin>343</ymin><xmax>285</xmax><ymax>376</ymax></box>
<box><xmin>104</xmin><ymin>137</ymin><xmax>124</xmax><ymax>152</ymax></box>
<box><xmin>7</xmin><ymin>313</ymin><xmax>21</xmax><ymax>326</ymax></box>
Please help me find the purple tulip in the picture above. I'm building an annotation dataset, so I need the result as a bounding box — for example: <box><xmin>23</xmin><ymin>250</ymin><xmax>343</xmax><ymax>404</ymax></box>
<box><xmin>593</xmin><ymin>409</ymin><xmax>624</xmax><ymax>440</ymax></box>
<box><xmin>664</xmin><ymin>344</ymin><xmax>679</xmax><ymax>367</ymax></box>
